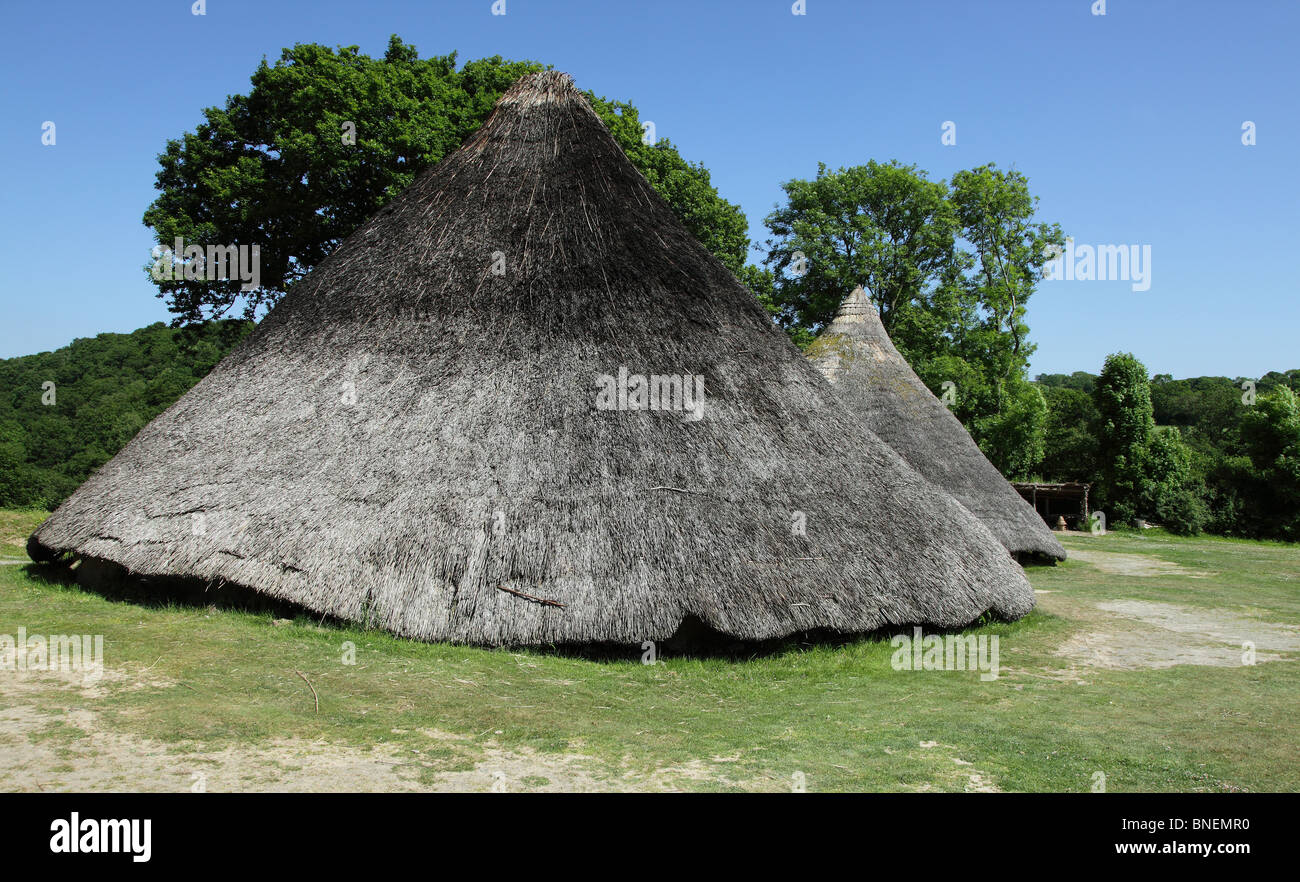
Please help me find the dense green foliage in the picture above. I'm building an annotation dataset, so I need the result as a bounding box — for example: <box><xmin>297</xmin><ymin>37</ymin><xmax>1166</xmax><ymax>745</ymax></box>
<box><xmin>972</xmin><ymin>377</ymin><xmax>1048</xmax><ymax>479</ymax></box>
<box><xmin>1093</xmin><ymin>353</ymin><xmax>1160</xmax><ymax>526</ymax></box>
<box><xmin>0</xmin><ymin>322</ymin><xmax>250</xmax><ymax>509</ymax></box>
<box><xmin>760</xmin><ymin>161</ymin><xmax>1064</xmax><ymax>476</ymax></box>
<box><xmin>1037</xmin><ymin>383</ymin><xmax>1099</xmax><ymax>483</ymax></box>
<box><xmin>762</xmin><ymin>160</ymin><xmax>960</xmax><ymax>341</ymax></box>
<box><xmin>1035</xmin><ymin>363</ymin><xmax>1300</xmax><ymax>540</ymax></box>
<box><xmin>145</xmin><ymin>36</ymin><xmax>749</xmax><ymax>322</ymax></box>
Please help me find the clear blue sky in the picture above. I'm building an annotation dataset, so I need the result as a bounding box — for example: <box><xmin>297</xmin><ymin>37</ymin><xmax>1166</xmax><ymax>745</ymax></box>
<box><xmin>2</xmin><ymin>0</ymin><xmax>1296</xmax><ymax>378</ymax></box>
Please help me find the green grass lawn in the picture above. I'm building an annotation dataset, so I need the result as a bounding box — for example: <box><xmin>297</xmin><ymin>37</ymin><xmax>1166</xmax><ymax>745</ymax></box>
<box><xmin>1</xmin><ymin>512</ymin><xmax>1297</xmax><ymax>792</ymax></box>
<box><xmin>0</xmin><ymin>510</ymin><xmax>45</xmax><ymax>560</ymax></box>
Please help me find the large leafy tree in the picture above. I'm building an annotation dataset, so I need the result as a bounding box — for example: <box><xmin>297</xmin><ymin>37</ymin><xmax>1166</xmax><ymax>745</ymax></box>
<box><xmin>761</xmin><ymin>160</ymin><xmax>960</xmax><ymax>354</ymax></box>
<box><xmin>973</xmin><ymin>376</ymin><xmax>1048</xmax><ymax>478</ymax></box>
<box><xmin>762</xmin><ymin>161</ymin><xmax>1063</xmax><ymax>475</ymax></box>
<box><xmin>1144</xmin><ymin>425</ymin><xmax>1208</xmax><ymax>535</ymax></box>
<box><xmin>1236</xmin><ymin>387</ymin><xmax>1300</xmax><ymax>540</ymax></box>
<box><xmin>948</xmin><ymin>165</ymin><xmax>1063</xmax><ymax>373</ymax></box>
<box><xmin>1038</xmin><ymin>384</ymin><xmax>1100</xmax><ymax>482</ymax></box>
<box><xmin>1093</xmin><ymin>352</ymin><xmax>1204</xmax><ymax>530</ymax></box>
<box><xmin>946</xmin><ymin>165</ymin><xmax>1064</xmax><ymax>441</ymax></box>
<box><xmin>144</xmin><ymin>36</ymin><xmax>748</xmax><ymax>323</ymax></box>
<box><xmin>1093</xmin><ymin>352</ymin><xmax>1155</xmax><ymax>524</ymax></box>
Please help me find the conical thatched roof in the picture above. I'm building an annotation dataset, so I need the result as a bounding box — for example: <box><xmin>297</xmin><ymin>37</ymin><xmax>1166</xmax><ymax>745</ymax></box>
<box><xmin>30</xmin><ymin>72</ymin><xmax>1034</xmax><ymax>644</ymax></box>
<box><xmin>807</xmin><ymin>287</ymin><xmax>1066</xmax><ymax>561</ymax></box>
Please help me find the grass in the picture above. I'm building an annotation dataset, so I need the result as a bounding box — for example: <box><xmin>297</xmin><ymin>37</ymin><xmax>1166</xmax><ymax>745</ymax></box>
<box><xmin>1</xmin><ymin>511</ymin><xmax>1297</xmax><ymax>792</ymax></box>
<box><xmin>0</xmin><ymin>509</ymin><xmax>45</xmax><ymax>560</ymax></box>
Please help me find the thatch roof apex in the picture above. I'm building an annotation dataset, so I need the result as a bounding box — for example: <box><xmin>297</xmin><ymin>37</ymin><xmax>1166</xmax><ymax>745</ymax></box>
<box><xmin>497</xmin><ymin>70</ymin><xmax>582</xmax><ymax>108</ymax></box>
<box><xmin>836</xmin><ymin>286</ymin><xmax>875</xmax><ymax>318</ymax></box>
<box><xmin>828</xmin><ymin>287</ymin><xmax>889</xmax><ymax>341</ymax></box>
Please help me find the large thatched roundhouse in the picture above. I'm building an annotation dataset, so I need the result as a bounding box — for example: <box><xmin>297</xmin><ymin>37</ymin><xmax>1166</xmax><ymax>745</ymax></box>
<box><xmin>30</xmin><ymin>72</ymin><xmax>1034</xmax><ymax>644</ymax></box>
<box><xmin>807</xmin><ymin>287</ymin><xmax>1066</xmax><ymax>561</ymax></box>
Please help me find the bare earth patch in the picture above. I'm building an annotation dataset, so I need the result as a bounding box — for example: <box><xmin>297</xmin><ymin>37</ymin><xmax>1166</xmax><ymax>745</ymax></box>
<box><xmin>909</xmin><ymin>740</ymin><xmax>1002</xmax><ymax>792</ymax></box>
<box><xmin>1067</xmin><ymin>549</ymin><xmax>1215</xmax><ymax>578</ymax></box>
<box><xmin>1054</xmin><ymin>601</ymin><xmax>1300</xmax><ymax>671</ymax></box>
<box><xmin>0</xmin><ymin>700</ymin><xmax>427</xmax><ymax>792</ymax></box>
<box><xmin>0</xmin><ymin>670</ymin><xmax>772</xmax><ymax>792</ymax></box>
<box><xmin>0</xmin><ymin>661</ymin><xmax>176</xmax><ymax>701</ymax></box>
<box><xmin>0</xmin><ymin>695</ymin><xmax>623</xmax><ymax>792</ymax></box>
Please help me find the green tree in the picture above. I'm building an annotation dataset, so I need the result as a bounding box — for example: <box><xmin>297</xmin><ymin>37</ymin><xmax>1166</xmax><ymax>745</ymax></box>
<box><xmin>144</xmin><ymin>36</ymin><xmax>748</xmax><ymax>322</ymax></box>
<box><xmin>1239</xmin><ymin>386</ymin><xmax>1300</xmax><ymax>540</ymax></box>
<box><xmin>1093</xmin><ymin>352</ymin><xmax>1203</xmax><ymax>531</ymax></box>
<box><xmin>1150</xmin><ymin>374</ymin><xmax>1245</xmax><ymax>464</ymax></box>
<box><xmin>1094</xmin><ymin>352</ymin><xmax>1155</xmax><ymax>524</ymax></box>
<box><xmin>0</xmin><ymin>420</ymin><xmax>31</xmax><ymax>508</ymax></box>
<box><xmin>936</xmin><ymin>166</ymin><xmax>1064</xmax><ymax>455</ymax></box>
<box><xmin>761</xmin><ymin>161</ymin><xmax>1062</xmax><ymax>474</ymax></box>
<box><xmin>762</xmin><ymin>161</ymin><xmax>960</xmax><ymax>350</ymax></box>
<box><xmin>949</xmin><ymin>165</ymin><xmax>1064</xmax><ymax>379</ymax></box>
<box><xmin>1143</xmin><ymin>426</ymin><xmax>1207</xmax><ymax>535</ymax></box>
<box><xmin>1036</xmin><ymin>371</ymin><xmax>1098</xmax><ymax>393</ymax></box>
<box><xmin>1038</xmin><ymin>384</ymin><xmax>1100</xmax><ymax>482</ymax></box>
<box><xmin>974</xmin><ymin>376</ymin><xmax>1047</xmax><ymax>478</ymax></box>
<box><xmin>0</xmin><ymin>322</ymin><xmax>251</xmax><ymax>509</ymax></box>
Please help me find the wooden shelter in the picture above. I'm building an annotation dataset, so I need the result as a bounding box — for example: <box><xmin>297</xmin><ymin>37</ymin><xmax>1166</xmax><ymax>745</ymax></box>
<box><xmin>1012</xmin><ymin>482</ymin><xmax>1091</xmax><ymax>529</ymax></box>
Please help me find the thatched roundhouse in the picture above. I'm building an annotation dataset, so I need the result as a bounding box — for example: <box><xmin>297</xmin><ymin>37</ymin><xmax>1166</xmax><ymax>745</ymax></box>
<box><xmin>807</xmin><ymin>287</ymin><xmax>1066</xmax><ymax>561</ymax></box>
<box><xmin>30</xmin><ymin>72</ymin><xmax>1034</xmax><ymax>644</ymax></box>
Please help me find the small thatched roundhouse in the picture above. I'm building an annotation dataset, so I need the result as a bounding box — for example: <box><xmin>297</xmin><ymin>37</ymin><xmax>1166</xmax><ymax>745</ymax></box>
<box><xmin>807</xmin><ymin>287</ymin><xmax>1066</xmax><ymax>561</ymax></box>
<box><xmin>30</xmin><ymin>72</ymin><xmax>1034</xmax><ymax>644</ymax></box>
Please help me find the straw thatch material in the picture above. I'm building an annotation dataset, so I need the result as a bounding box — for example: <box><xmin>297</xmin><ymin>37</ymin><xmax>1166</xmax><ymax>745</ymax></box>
<box><xmin>30</xmin><ymin>72</ymin><xmax>1034</xmax><ymax>644</ymax></box>
<box><xmin>807</xmin><ymin>287</ymin><xmax>1066</xmax><ymax>561</ymax></box>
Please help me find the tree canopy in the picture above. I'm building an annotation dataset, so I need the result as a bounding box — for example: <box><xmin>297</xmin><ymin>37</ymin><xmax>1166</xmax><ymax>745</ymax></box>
<box><xmin>0</xmin><ymin>322</ymin><xmax>250</xmax><ymax>509</ymax></box>
<box><xmin>761</xmin><ymin>161</ymin><xmax>1064</xmax><ymax>478</ymax></box>
<box><xmin>144</xmin><ymin>36</ymin><xmax>749</xmax><ymax>322</ymax></box>
<box><xmin>1034</xmin><ymin>364</ymin><xmax>1300</xmax><ymax>539</ymax></box>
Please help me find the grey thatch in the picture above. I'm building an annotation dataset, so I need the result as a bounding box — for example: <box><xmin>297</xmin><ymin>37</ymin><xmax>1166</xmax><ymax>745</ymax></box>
<box><xmin>30</xmin><ymin>72</ymin><xmax>1034</xmax><ymax>644</ymax></box>
<box><xmin>807</xmin><ymin>287</ymin><xmax>1066</xmax><ymax>561</ymax></box>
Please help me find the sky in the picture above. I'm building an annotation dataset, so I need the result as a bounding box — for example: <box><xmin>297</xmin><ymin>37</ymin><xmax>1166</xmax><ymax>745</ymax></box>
<box><xmin>1</xmin><ymin>0</ymin><xmax>1296</xmax><ymax>379</ymax></box>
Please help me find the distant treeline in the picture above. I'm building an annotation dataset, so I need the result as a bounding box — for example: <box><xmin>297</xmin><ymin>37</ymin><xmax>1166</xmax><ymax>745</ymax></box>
<box><xmin>2</xmin><ymin>322</ymin><xmax>1297</xmax><ymax>543</ymax></box>
<box><xmin>0</xmin><ymin>321</ymin><xmax>250</xmax><ymax>509</ymax></box>
<box><xmin>1036</xmin><ymin>363</ymin><xmax>1300</xmax><ymax>541</ymax></box>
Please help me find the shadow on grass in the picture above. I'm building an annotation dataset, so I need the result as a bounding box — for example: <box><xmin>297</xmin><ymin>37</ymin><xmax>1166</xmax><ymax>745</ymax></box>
<box><xmin>21</xmin><ymin>555</ymin><xmax>1029</xmax><ymax>663</ymax></box>
<box><xmin>23</xmin><ymin>555</ymin><xmax>326</xmax><ymax>624</ymax></box>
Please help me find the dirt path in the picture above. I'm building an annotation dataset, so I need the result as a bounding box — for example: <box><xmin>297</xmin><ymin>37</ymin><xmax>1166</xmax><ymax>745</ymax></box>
<box><xmin>1039</xmin><ymin>592</ymin><xmax>1300</xmax><ymax>671</ymax></box>
<box><xmin>0</xmin><ymin>686</ymin><xmax>621</xmax><ymax>792</ymax></box>
<box><xmin>1065</xmin><ymin>548</ymin><xmax>1215</xmax><ymax>578</ymax></box>
<box><xmin>0</xmin><ymin>668</ymin><xmax>766</xmax><ymax>793</ymax></box>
